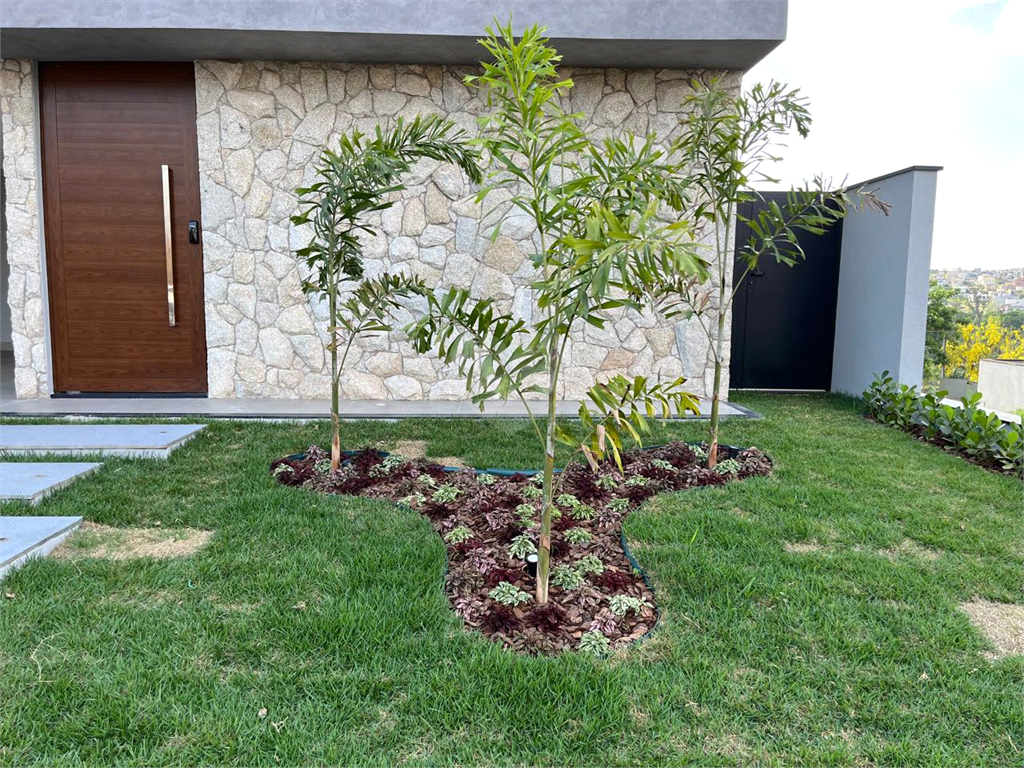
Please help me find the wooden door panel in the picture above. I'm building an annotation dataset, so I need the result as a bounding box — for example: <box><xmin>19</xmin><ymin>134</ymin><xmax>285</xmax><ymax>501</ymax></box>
<box><xmin>40</xmin><ymin>62</ymin><xmax>208</xmax><ymax>394</ymax></box>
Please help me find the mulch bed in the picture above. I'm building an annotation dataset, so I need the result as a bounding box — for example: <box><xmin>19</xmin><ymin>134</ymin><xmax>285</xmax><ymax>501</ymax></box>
<box><xmin>271</xmin><ymin>441</ymin><xmax>773</xmax><ymax>655</ymax></box>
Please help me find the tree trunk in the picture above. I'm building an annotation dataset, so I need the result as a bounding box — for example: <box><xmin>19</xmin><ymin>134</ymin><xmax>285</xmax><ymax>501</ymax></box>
<box><xmin>537</xmin><ymin>353</ymin><xmax>559</xmax><ymax>606</ymax></box>
<box><xmin>707</xmin><ymin>307</ymin><xmax>727</xmax><ymax>469</ymax></box>
<box><xmin>329</xmin><ymin>281</ymin><xmax>341</xmax><ymax>473</ymax></box>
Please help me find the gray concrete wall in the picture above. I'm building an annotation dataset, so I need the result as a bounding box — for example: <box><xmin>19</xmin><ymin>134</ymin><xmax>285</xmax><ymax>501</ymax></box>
<box><xmin>977</xmin><ymin>359</ymin><xmax>1023</xmax><ymax>415</ymax></box>
<box><xmin>0</xmin><ymin>0</ymin><xmax>786</xmax><ymax>70</ymax></box>
<box><xmin>831</xmin><ymin>166</ymin><xmax>941</xmax><ymax>396</ymax></box>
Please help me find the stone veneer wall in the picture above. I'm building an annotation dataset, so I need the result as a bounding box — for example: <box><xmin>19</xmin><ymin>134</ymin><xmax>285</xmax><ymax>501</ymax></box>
<box><xmin>1</xmin><ymin>59</ymin><xmax>47</xmax><ymax>398</ymax></box>
<box><xmin>0</xmin><ymin>58</ymin><xmax>738</xmax><ymax>400</ymax></box>
<box><xmin>196</xmin><ymin>61</ymin><xmax>739</xmax><ymax>400</ymax></box>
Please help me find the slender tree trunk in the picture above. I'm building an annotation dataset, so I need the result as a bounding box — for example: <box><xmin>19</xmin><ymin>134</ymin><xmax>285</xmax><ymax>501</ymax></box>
<box><xmin>329</xmin><ymin>279</ymin><xmax>341</xmax><ymax>473</ymax></box>
<box><xmin>537</xmin><ymin>356</ymin><xmax>558</xmax><ymax>605</ymax></box>
<box><xmin>707</xmin><ymin>250</ymin><xmax>729</xmax><ymax>468</ymax></box>
<box><xmin>707</xmin><ymin>317</ymin><xmax>726</xmax><ymax>468</ymax></box>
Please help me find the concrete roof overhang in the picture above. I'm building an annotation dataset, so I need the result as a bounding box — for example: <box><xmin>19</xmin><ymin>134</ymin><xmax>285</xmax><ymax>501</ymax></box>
<box><xmin>1</xmin><ymin>0</ymin><xmax>787</xmax><ymax>71</ymax></box>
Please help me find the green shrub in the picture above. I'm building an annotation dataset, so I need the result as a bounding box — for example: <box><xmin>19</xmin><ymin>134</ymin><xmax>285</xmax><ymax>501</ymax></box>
<box><xmin>864</xmin><ymin>372</ymin><xmax>1023</xmax><ymax>473</ymax></box>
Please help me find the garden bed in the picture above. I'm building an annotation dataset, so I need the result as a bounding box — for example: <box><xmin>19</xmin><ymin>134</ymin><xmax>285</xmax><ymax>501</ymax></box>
<box><xmin>271</xmin><ymin>441</ymin><xmax>772</xmax><ymax>655</ymax></box>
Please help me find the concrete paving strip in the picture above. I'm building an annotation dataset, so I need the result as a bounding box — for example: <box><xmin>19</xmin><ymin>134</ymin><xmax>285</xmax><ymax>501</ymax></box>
<box><xmin>0</xmin><ymin>515</ymin><xmax>83</xmax><ymax>579</ymax></box>
<box><xmin>0</xmin><ymin>462</ymin><xmax>102</xmax><ymax>504</ymax></box>
<box><xmin>0</xmin><ymin>424</ymin><xmax>205</xmax><ymax>458</ymax></box>
<box><xmin>0</xmin><ymin>397</ymin><xmax>760</xmax><ymax>421</ymax></box>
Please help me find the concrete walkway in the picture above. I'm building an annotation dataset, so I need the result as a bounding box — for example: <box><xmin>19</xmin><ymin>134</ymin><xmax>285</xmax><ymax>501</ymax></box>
<box><xmin>0</xmin><ymin>462</ymin><xmax>101</xmax><ymax>504</ymax></box>
<box><xmin>0</xmin><ymin>516</ymin><xmax>82</xmax><ymax>579</ymax></box>
<box><xmin>0</xmin><ymin>424</ymin><xmax>206</xmax><ymax>458</ymax></box>
<box><xmin>0</xmin><ymin>395</ymin><xmax>758</xmax><ymax>421</ymax></box>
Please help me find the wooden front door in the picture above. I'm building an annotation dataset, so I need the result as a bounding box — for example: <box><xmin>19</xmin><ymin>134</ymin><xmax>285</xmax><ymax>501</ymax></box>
<box><xmin>40</xmin><ymin>62</ymin><xmax>208</xmax><ymax>394</ymax></box>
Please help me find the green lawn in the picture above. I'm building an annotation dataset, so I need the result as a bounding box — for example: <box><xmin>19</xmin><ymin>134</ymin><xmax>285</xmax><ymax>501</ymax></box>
<box><xmin>1</xmin><ymin>394</ymin><xmax>1020</xmax><ymax>767</ymax></box>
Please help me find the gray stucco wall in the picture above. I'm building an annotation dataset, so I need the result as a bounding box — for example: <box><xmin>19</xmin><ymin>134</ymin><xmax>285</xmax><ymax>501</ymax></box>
<box><xmin>831</xmin><ymin>167</ymin><xmax>941</xmax><ymax>396</ymax></box>
<box><xmin>1</xmin><ymin>0</ymin><xmax>787</xmax><ymax>70</ymax></box>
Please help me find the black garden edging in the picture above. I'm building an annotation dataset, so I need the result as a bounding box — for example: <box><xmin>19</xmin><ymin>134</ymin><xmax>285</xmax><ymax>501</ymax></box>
<box><xmin>271</xmin><ymin>441</ymin><xmax>772</xmax><ymax>655</ymax></box>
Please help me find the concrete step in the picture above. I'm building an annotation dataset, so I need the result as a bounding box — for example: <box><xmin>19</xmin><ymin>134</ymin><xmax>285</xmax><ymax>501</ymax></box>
<box><xmin>0</xmin><ymin>424</ymin><xmax>205</xmax><ymax>458</ymax></box>
<box><xmin>0</xmin><ymin>462</ymin><xmax>102</xmax><ymax>504</ymax></box>
<box><xmin>0</xmin><ymin>515</ymin><xmax>82</xmax><ymax>579</ymax></box>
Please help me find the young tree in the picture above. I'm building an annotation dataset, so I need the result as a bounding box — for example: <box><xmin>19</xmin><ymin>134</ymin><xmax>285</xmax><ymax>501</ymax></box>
<box><xmin>293</xmin><ymin>116</ymin><xmax>481</xmax><ymax>470</ymax></box>
<box><xmin>407</xmin><ymin>24</ymin><xmax>706</xmax><ymax>605</ymax></box>
<box><xmin>925</xmin><ymin>279</ymin><xmax>968</xmax><ymax>377</ymax></box>
<box><xmin>946</xmin><ymin>318</ymin><xmax>1024</xmax><ymax>382</ymax></box>
<box><xmin>657</xmin><ymin>81</ymin><xmax>889</xmax><ymax>466</ymax></box>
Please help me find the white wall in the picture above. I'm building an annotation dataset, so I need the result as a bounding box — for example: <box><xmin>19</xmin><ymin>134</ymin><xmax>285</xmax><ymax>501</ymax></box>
<box><xmin>831</xmin><ymin>166</ymin><xmax>941</xmax><ymax>396</ymax></box>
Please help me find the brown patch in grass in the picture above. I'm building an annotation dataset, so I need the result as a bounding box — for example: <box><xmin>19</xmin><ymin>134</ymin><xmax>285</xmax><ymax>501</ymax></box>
<box><xmin>878</xmin><ymin>538</ymin><xmax>942</xmax><ymax>561</ymax></box>
<box><xmin>393</xmin><ymin>440</ymin><xmax>427</xmax><ymax>459</ymax></box>
<box><xmin>784</xmin><ymin>541</ymin><xmax>826</xmax><ymax>554</ymax></box>
<box><xmin>430</xmin><ymin>456</ymin><xmax>468</xmax><ymax>469</ymax></box>
<box><xmin>53</xmin><ymin>521</ymin><xmax>212</xmax><ymax>561</ymax></box>
<box><xmin>707</xmin><ymin>734</ymin><xmax>751</xmax><ymax>759</ymax></box>
<box><xmin>960</xmin><ymin>598</ymin><xmax>1024</xmax><ymax>659</ymax></box>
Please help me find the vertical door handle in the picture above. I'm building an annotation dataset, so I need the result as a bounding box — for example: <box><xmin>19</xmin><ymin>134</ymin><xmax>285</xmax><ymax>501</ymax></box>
<box><xmin>161</xmin><ymin>164</ymin><xmax>176</xmax><ymax>327</ymax></box>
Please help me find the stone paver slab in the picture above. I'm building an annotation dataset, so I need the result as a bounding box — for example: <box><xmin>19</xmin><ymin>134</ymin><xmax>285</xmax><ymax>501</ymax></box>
<box><xmin>0</xmin><ymin>462</ymin><xmax>101</xmax><ymax>504</ymax></box>
<box><xmin>0</xmin><ymin>515</ymin><xmax>83</xmax><ymax>578</ymax></box>
<box><xmin>0</xmin><ymin>424</ymin><xmax>205</xmax><ymax>458</ymax></box>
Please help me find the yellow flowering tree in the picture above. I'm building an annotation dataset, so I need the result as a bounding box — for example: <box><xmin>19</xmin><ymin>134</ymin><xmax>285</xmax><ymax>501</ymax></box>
<box><xmin>946</xmin><ymin>318</ymin><xmax>1024</xmax><ymax>382</ymax></box>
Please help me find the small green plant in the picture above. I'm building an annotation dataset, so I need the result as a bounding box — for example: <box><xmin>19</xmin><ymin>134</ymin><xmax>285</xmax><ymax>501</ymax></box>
<box><xmin>570</xmin><ymin>504</ymin><xmax>597</xmax><ymax>521</ymax></box>
<box><xmin>576</xmin><ymin>555</ymin><xmax>604</xmax><ymax>575</ymax></box>
<box><xmin>607</xmin><ymin>498</ymin><xmax>630</xmax><ymax>513</ymax></box>
<box><xmin>488</xmin><ymin>582</ymin><xmax>531</xmax><ymax>606</ymax></box>
<box><xmin>564</xmin><ymin>528</ymin><xmax>594</xmax><ymax>545</ymax></box>
<box><xmin>550</xmin><ymin>565</ymin><xmax>586</xmax><ymax>591</ymax></box>
<box><xmin>315</xmin><ymin>459</ymin><xmax>333</xmax><ymax>475</ymax></box>
<box><xmin>578</xmin><ymin>630</ymin><xmax>612</xmax><ymax>656</ymax></box>
<box><xmin>508</xmin><ymin>534</ymin><xmax>538</xmax><ymax>559</ymax></box>
<box><xmin>400</xmin><ymin>492</ymin><xmax>427</xmax><ymax>508</ymax></box>
<box><xmin>416</xmin><ymin>474</ymin><xmax>438</xmax><ymax>488</ymax></box>
<box><xmin>477</xmin><ymin>473</ymin><xmax>499</xmax><ymax>485</ymax></box>
<box><xmin>515</xmin><ymin>504</ymin><xmax>536</xmax><ymax>526</ymax></box>
<box><xmin>522</xmin><ymin>485</ymin><xmax>544</xmax><ymax>501</ymax></box>
<box><xmin>595</xmin><ymin>474</ymin><xmax>618</xmax><ymax>490</ymax></box>
<box><xmin>273</xmin><ymin>464</ymin><xmax>294</xmax><ymax>476</ymax></box>
<box><xmin>530</xmin><ymin>474</ymin><xmax>544</xmax><ymax>486</ymax></box>
<box><xmin>624</xmin><ymin>476</ymin><xmax>648</xmax><ymax>488</ymax></box>
<box><xmin>608</xmin><ymin>595</ymin><xmax>651</xmax><ymax>618</ymax></box>
<box><xmin>556</xmin><ymin>494</ymin><xmax>580</xmax><ymax>509</ymax></box>
<box><xmin>369</xmin><ymin>454</ymin><xmax>406</xmax><ymax>477</ymax></box>
<box><xmin>713</xmin><ymin>458</ymin><xmax>741</xmax><ymax>476</ymax></box>
<box><xmin>444</xmin><ymin>526</ymin><xmax>474</xmax><ymax>544</ymax></box>
<box><xmin>432</xmin><ymin>484</ymin><xmax>462</xmax><ymax>503</ymax></box>
<box><xmin>692</xmin><ymin>444</ymin><xmax>708</xmax><ymax>461</ymax></box>
<box><xmin>650</xmin><ymin>459</ymin><xmax>675</xmax><ymax>471</ymax></box>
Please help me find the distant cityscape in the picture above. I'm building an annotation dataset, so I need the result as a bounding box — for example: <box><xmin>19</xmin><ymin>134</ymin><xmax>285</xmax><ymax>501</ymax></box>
<box><xmin>931</xmin><ymin>267</ymin><xmax>1024</xmax><ymax>314</ymax></box>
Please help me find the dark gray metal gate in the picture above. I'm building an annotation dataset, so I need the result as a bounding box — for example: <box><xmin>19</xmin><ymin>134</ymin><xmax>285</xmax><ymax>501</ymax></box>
<box><xmin>729</xmin><ymin>193</ymin><xmax>844</xmax><ymax>391</ymax></box>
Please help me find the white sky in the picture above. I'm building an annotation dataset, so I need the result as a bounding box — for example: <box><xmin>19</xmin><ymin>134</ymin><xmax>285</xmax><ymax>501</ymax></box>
<box><xmin>747</xmin><ymin>0</ymin><xmax>1023</xmax><ymax>270</ymax></box>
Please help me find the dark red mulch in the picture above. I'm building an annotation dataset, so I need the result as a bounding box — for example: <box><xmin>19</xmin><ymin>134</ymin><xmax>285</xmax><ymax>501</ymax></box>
<box><xmin>271</xmin><ymin>441</ymin><xmax>773</xmax><ymax>655</ymax></box>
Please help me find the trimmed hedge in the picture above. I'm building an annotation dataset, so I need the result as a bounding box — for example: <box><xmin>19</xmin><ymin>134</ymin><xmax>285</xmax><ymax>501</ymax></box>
<box><xmin>864</xmin><ymin>372</ymin><xmax>1022</xmax><ymax>475</ymax></box>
